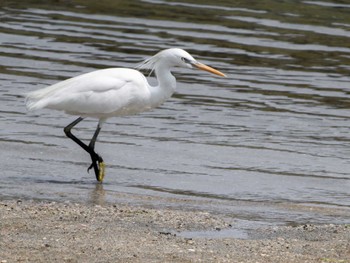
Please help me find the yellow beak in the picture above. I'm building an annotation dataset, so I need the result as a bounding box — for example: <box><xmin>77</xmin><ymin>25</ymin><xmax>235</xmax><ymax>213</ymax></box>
<box><xmin>193</xmin><ymin>62</ymin><xmax>226</xmax><ymax>77</ymax></box>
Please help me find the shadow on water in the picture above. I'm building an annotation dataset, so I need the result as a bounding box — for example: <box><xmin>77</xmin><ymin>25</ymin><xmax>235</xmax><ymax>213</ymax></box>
<box><xmin>1</xmin><ymin>0</ymin><xmax>350</xmax><ymax>228</ymax></box>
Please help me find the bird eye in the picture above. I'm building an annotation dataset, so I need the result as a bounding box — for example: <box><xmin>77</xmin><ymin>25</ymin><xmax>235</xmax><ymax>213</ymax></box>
<box><xmin>181</xmin><ymin>57</ymin><xmax>191</xmax><ymax>64</ymax></box>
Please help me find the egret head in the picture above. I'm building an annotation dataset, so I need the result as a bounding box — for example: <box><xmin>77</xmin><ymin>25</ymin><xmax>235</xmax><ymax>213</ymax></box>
<box><xmin>137</xmin><ymin>48</ymin><xmax>226</xmax><ymax>77</ymax></box>
<box><xmin>159</xmin><ymin>48</ymin><xmax>196</xmax><ymax>68</ymax></box>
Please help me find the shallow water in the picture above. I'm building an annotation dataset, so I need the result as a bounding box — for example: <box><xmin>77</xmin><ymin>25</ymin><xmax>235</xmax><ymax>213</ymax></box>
<box><xmin>1</xmin><ymin>0</ymin><xmax>350</xmax><ymax>232</ymax></box>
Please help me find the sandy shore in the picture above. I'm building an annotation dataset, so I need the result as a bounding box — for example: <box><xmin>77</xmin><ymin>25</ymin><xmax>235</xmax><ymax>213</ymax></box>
<box><xmin>1</xmin><ymin>199</ymin><xmax>349</xmax><ymax>263</ymax></box>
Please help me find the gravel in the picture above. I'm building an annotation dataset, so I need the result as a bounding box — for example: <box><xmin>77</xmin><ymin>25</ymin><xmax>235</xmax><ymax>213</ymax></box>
<box><xmin>1</xmin><ymin>199</ymin><xmax>349</xmax><ymax>262</ymax></box>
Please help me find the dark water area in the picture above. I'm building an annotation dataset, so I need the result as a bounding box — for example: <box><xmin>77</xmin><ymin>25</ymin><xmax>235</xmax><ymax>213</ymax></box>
<box><xmin>1</xmin><ymin>0</ymin><xmax>350</xmax><ymax>232</ymax></box>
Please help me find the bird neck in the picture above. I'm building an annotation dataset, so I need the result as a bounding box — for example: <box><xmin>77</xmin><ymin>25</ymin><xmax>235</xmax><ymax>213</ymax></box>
<box><xmin>151</xmin><ymin>64</ymin><xmax>176</xmax><ymax>100</ymax></box>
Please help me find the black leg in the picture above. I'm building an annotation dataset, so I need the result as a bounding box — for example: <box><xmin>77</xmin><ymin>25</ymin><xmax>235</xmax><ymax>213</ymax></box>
<box><xmin>64</xmin><ymin>117</ymin><xmax>89</xmax><ymax>152</ymax></box>
<box><xmin>64</xmin><ymin>117</ymin><xmax>105</xmax><ymax>182</ymax></box>
<box><xmin>89</xmin><ymin>123</ymin><xmax>102</xmax><ymax>150</ymax></box>
<box><xmin>87</xmin><ymin>122</ymin><xmax>105</xmax><ymax>181</ymax></box>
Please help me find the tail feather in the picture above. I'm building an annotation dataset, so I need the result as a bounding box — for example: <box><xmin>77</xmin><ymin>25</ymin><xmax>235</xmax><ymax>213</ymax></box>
<box><xmin>25</xmin><ymin>90</ymin><xmax>48</xmax><ymax>111</ymax></box>
<box><xmin>25</xmin><ymin>96</ymin><xmax>46</xmax><ymax>111</ymax></box>
<box><xmin>25</xmin><ymin>78</ymin><xmax>71</xmax><ymax>111</ymax></box>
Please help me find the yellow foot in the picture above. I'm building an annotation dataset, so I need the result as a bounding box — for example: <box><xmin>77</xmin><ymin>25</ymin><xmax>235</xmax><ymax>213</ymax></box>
<box><xmin>97</xmin><ymin>161</ymin><xmax>105</xmax><ymax>182</ymax></box>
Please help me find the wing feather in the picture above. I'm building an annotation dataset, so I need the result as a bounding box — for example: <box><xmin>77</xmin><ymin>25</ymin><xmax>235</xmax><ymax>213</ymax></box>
<box><xmin>26</xmin><ymin>68</ymin><xmax>150</xmax><ymax>116</ymax></box>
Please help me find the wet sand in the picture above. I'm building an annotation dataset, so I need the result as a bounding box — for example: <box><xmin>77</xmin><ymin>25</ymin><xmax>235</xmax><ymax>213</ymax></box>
<box><xmin>1</xmin><ymin>199</ymin><xmax>349</xmax><ymax>263</ymax></box>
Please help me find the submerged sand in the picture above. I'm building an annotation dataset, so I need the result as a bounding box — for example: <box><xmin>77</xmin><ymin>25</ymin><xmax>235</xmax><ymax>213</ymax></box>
<box><xmin>1</xmin><ymin>199</ymin><xmax>349</xmax><ymax>263</ymax></box>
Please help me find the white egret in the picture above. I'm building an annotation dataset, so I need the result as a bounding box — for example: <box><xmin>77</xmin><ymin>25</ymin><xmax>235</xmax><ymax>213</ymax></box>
<box><xmin>26</xmin><ymin>48</ymin><xmax>226</xmax><ymax>182</ymax></box>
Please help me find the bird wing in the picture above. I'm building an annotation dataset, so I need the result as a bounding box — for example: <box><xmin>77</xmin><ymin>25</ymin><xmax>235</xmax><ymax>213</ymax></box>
<box><xmin>26</xmin><ymin>68</ymin><xmax>151</xmax><ymax>116</ymax></box>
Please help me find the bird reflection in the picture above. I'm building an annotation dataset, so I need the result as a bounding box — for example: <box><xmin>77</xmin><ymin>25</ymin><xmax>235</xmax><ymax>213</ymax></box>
<box><xmin>89</xmin><ymin>183</ymin><xmax>106</xmax><ymax>205</ymax></box>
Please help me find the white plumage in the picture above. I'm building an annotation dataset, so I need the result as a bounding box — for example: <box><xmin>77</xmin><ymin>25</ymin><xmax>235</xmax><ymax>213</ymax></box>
<box><xmin>27</xmin><ymin>68</ymin><xmax>152</xmax><ymax>117</ymax></box>
<box><xmin>26</xmin><ymin>48</ymin><xmax>225</xmax><ymax>181</ymax></box>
